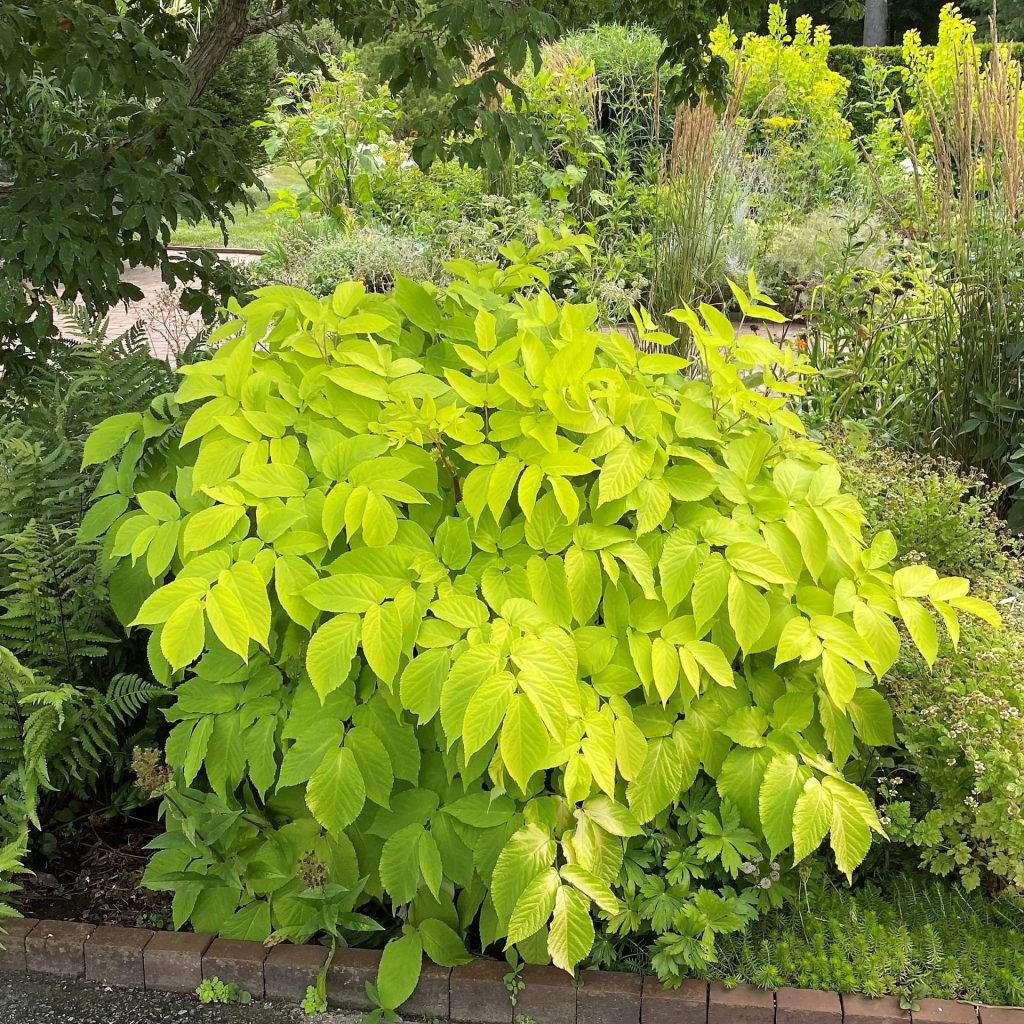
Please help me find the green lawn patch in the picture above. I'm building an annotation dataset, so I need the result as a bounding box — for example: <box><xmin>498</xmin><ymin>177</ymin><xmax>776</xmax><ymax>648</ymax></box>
<box><xmin>170</xmin><ymin>167</ymin><xmax>305</xmax><ymax>250</ymax></box>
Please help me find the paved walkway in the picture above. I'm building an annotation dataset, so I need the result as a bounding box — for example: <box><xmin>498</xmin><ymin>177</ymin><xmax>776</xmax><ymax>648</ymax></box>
<box><xmin>58</xmin><ymin>252</ymin><xmax>259</xmax><ymax>362</ymax></box>
<box><xmin>0</xmin><ymin>974</ymin><xmax>360</xmax><ymax>1024</ymax></box>
<box><xmin>58</xmin><ymin>254</ymin><xmax>797</xmax><ymax>365</ymax></box>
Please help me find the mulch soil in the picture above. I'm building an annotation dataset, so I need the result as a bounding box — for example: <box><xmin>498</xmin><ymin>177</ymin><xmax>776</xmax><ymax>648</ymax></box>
<box><xmin>13</xmin><ymin>818</ymin><xmax>172</xmax><ymax>929</ymax></box>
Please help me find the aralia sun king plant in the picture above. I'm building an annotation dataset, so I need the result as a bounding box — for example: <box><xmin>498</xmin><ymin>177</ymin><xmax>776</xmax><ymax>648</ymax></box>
<box><xmin>81</xmin><ymin>234</ymin><xmax>999</xmax><ymax>1012</ymax></box>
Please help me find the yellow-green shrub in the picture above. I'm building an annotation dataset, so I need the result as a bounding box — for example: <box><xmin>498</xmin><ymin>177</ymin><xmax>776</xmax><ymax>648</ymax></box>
<box><xmin>711</xmin><ymin>4</ymin><xmax>853</xmax><ymax>149</ymax></box>
<box><xmin>85</xmin><ymin>244</ymin><xmax>996</xmax><ymax>1005</ymax></box>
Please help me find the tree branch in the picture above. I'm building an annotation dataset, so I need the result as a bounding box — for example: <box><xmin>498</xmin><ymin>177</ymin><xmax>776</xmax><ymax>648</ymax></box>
<box><xmin>183</xmin><ymin>0</ymin><xmax>254</xmax><ymax>103</ymax></box>
<box><xmin>183</xmin><ymin>0</ymin><xmax>291</xmax><ymax>102</ymax></box>
<box><xmin>246</xmin><ymin>6</ymin><xmax>291</xmax><ymax>36</ymax></box>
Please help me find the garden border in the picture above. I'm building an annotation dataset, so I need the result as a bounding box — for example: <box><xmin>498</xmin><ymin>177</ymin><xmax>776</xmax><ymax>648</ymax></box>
<box><xmin>3</xmin><ymin>918</ymin><xmax>1024</xmax><ymax>1024</ymax></box>
<box><xmin>166</xmin><ymin>245</ymin><xmax>268</xmax><ymax>257</ymax></box>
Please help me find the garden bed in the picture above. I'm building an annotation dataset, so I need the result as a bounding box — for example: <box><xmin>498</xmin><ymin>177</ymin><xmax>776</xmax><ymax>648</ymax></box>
<box><xmin>7</xmin><ymin>6</ymin><xmax>1024</xmax><ymax>1023</ymax></box>
<box><xmin>13</xmin><ymin>821</ymin><xmax>169</xmax><ymax>931</ymax></box>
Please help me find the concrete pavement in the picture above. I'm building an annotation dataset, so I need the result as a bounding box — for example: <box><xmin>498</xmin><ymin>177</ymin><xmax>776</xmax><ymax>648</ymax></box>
<box><xmin>0</xmin><ymin>974</ymin><xmax>362</xmax><ymax>1024</ymax></box>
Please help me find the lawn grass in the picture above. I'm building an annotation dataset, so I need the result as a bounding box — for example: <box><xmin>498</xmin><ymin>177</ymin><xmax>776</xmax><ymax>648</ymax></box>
<box><xmin>170</xmin><ymin>166</ymin><xmax>305</xmax><ymax>250</ymax></box>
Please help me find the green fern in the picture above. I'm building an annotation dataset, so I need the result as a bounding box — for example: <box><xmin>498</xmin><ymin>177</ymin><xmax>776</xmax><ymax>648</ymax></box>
<box><xmin>0</xmin><ymin>824</ymin><xmax>28</xmax><ymax>924</ymax></box>
<box><xmin>0</xmin><ymin>320</ymin><xmax>194</xmax><ymax>920</ymax></box>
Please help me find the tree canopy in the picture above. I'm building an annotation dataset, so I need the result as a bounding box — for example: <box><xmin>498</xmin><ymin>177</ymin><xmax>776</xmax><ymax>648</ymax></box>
<box><xmin>0</xmin><ymin>0</ymin><xmax>757</xmax><ymax>355</ymax></box>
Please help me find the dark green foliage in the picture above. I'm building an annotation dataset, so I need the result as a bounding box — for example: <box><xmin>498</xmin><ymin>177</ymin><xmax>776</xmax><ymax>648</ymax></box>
<box><xmin>271</xmin><ymin>18</ymin><xmax>346</xmax><ymax>73</ymax></box>
<box><xmin>204</xmin><ymin>36</ymin><xmax>279</xmax><ymax>171</ymax></box>
<box><xmin>962</xmin><ymin>0</ymin><xmax>1024</xmax><ymax>41</ymax></box>
<box><xmin>705</xmin><ymin>876</ymin><xmax>1024</xmax><ymax>1006</ymax></box>
<box><xmin>0</xmin><ymin>325</ymin><xmax>184</xmax><ymax>922</ymax></box>
<box><xmin>356</xmin><ymin>30</ymin><xmax>457</xmax><ymax>140</ymax></box>
<box><xmin>0</xmin><ymin>2</ymin><xmax>260</xmax><ymax>355</ymax></box>
<box><xmin>587</xmin><ymin>779</ymin><xmax>794</xmax><ymax>983</ymax></box>
<box><xmin>825</xmin><ymin>430</ymin><xmax>1016</xmax><ymax>583</ymax></box>
<box><xmin>828</xmin><ymin>45</ymin><xmax>909</xmax><ymax>137</ymax></box>
<box><xmin>0</xmin><ymin>319</ymin><xmax>188</xmax><ymax>918</ymax></box>
<box><xmin>786</xmin><ymin>1</ymin><xmax>942</xmax><ymax>45</ymax></box>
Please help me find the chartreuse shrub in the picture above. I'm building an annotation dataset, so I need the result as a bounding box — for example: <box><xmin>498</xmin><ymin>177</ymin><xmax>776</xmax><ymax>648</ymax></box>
<box><xmin>711</xmin><ymin>6</ymin><xmax>859</xmax><ymax>210</ymax></box>
<box><xmin>711</xmin><ymin>5</ymin><xmax>852</xmax><ymax>148</ymax></box>
<box><xmin>85</xmin><ymin>238</ymin><xmax>997</xmax><ymax>1008</ymax></box>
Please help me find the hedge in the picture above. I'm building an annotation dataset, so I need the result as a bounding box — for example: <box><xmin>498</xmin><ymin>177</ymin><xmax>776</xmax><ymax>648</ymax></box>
<box><xmin>828</xmin><ymin>42</ymin><xmax>1024</xmax><ymax>138</ymax></box>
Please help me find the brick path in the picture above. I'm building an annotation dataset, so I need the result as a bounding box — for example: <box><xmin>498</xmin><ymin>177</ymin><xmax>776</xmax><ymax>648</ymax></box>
<box><xmin>57</xmin><ymin>254</ymin><xmax>796</xmax><ymax>365</ymax></box>
<box><xmin>58</xmin><ymin>252</ymin><xmax>259</xmax><ymax>362</ymax></box>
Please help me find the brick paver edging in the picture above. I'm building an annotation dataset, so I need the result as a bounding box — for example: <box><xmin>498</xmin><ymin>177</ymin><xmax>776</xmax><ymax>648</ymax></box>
<box><xmin>2</xmin><ymin>918</ymin><xmax>1023</xmax><ymax>1024</ymax></box>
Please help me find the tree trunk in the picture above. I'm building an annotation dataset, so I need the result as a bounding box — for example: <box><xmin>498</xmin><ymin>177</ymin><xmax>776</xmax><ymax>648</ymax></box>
<box><xmin>863</xmin><ymin>0</ymin><xmax>889</xmax><ymax>46</ymax></box>
<box><xmin>184</xmin><ymin>0</ymin><xmax>253</xmax><ymax>103</ymax></box>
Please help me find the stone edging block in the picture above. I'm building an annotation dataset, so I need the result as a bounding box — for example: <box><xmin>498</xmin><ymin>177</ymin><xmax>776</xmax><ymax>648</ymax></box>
<box><xmin>85</xmin><ymin>924</ymin><xmax>154</xmax><ymax>988</ymax></box>
<box><xmin>263</xmin><ymin>942</ymin><xmax>329</xmax><ymax>1003</ymax></box>
<box><xmin>402</xmin><ymin>958</ymin><xmax>451</xmax><ymax>1020</ymax></box>
<box><xmin>979</xmin><ymin>1008</ymin><xmax>1024</xmax><ymax>1024</ymax></box>
<box><xmin>844</xmin><ymin>993</ymin><xmax>911</xmax><ymax>1024</ymax></box>
<box><xmin>642</xmin><ymin>977</ymin><xmax>708</xmax><ymax>1024</ymax></box>
<box><xmin>579</xmin><ymin>968</ymin><xmax>643</xmax><ymax>1024</ymax></box>
<box><xmin>451</xmin><ymin>958</ymin><xmax>510</xmax><ymax>1023</ymax></box>
<box><xmin>203</xmin><ymin>937</ymin><xmax>269</xmax><ymax>1000</ymax></box>
<box><xmin>25</xmin><ymin>919</ymin><xmax>96</xmax><ymax>977</ymax></box>
<box><xmin>2</xmin><ymin>916</ymin><xmax>1021</xmax><ymax>1024</ymax></box>
<box><xmin>0</xmin><ymin>918</ymin><xmax>39</xmax><ymax>973</ymax></box>
<box><xmin>710</xmin><ymin>981</ymin><xmax>776</xmax><ymax>1024</ymax></box>
<box><xmin>516</xmin><ymin>964</ymin><xmax>576</xmax><ymax>1024</ymax></box>
<box><xmin>143</xmin><ymin>930</ymin><xmax>212</xmax><ymax>993</ymax></box>
<box><xmin>778</xmin><ymin>985</ymin><xmax>843</xmax><ymax>1024</ymax></box>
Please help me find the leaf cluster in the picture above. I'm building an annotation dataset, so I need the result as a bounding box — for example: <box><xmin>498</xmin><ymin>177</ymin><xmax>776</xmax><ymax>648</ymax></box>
<box><xmin>703</xmin><ymin>875</ymin><xmax>1024</xmax><ymax>1008</ymax></box>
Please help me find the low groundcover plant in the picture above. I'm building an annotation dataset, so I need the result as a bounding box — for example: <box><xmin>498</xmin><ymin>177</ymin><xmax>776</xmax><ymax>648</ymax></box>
<box><xmin>83</xmin><ymin>237</ymin><xmax>997</xmax><ymax>1010</ymax></box>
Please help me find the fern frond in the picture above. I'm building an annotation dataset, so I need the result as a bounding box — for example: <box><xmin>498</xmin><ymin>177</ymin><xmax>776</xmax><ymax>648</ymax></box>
<box><xmin>0</xmin><ymin>326</ymin><xmax>192</xmax><ymax>918</ymax></box>
<box><xmin>104</xmin><ymin>674</ymin><xmax>166</xmax><ymax>723</ymax></box>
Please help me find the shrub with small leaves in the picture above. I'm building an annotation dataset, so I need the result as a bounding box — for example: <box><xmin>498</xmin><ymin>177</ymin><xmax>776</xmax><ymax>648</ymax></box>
<box><xmin>826</xmin><ymin>429</ymin><xmax>1018</xmax><ymax>585</ymax></box>
<box><xmin>883</xmin><ymin>612</ymin><xmax>1024</xmax><ymax>892</ymax></box>
<box><xmin>87</xmin><ymin>240</ymin><xmax>996</xmax><ymax>1005</ymax></box>
<box><xmin>822</xmin><ymin>431</ymin><xmax>1024</xmax><ymax>893</ymax></box>
<box><xmin>703</xmin><ymin>874</ymin><xmax>1024</xmax><ymax>1007</ymax></box>
<box><xmin>255</xmin><ymin>221</ymin><xmax>439</xmax><ymax>297</ymax></box>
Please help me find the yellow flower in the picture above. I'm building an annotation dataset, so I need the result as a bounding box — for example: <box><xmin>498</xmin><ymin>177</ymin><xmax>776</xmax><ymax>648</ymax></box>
<box><xmin>762</xmin><ymin>115</ymin><xmax>797</xmax><ymax>131</ymax></box>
